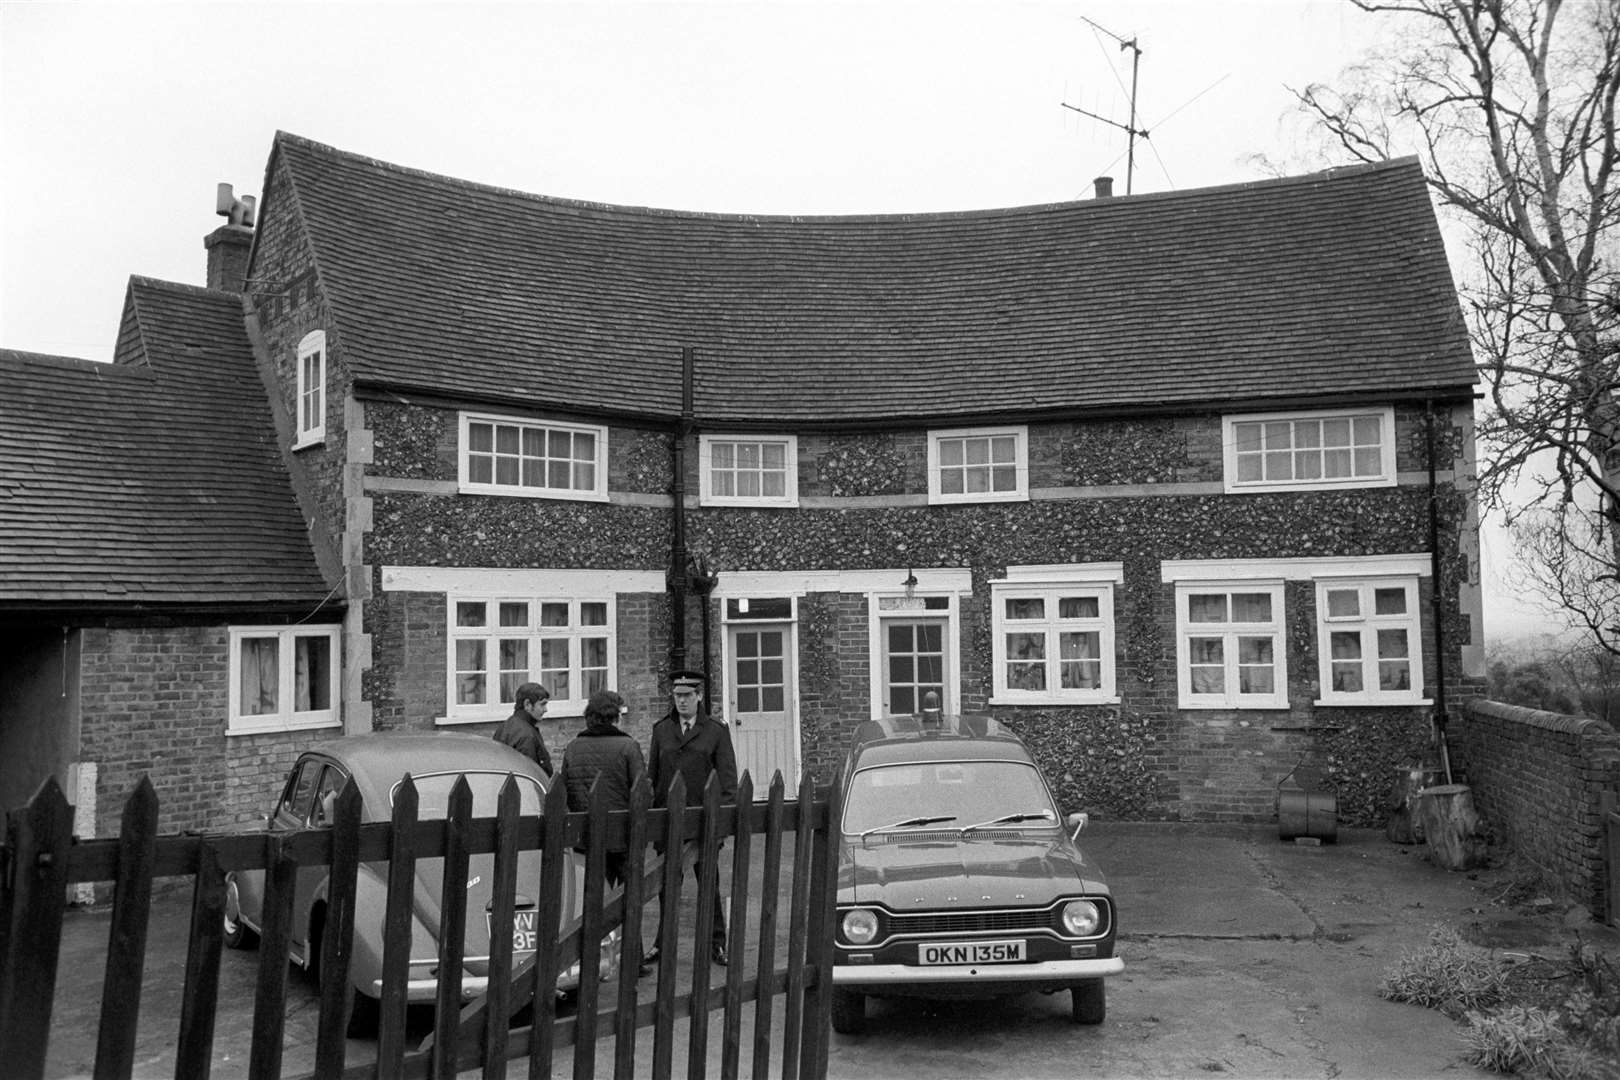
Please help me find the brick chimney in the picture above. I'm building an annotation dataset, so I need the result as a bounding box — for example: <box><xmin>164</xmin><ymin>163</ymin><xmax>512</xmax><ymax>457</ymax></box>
<box><xmin>205</xmin><ymin>183</ymin><xmax>256</xmax><ymax>293</ymax></box>
<box><xmin>1093</xmin><ymin>176</ymin><xmax>1114</xmax><ymax>199</ymax></box>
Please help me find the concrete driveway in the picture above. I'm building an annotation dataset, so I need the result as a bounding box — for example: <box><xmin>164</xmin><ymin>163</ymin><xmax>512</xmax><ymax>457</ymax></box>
<box><xmin>44</xmin><ymin>822</ymin><xmax>1608</xmax><ymax>1078</ymax></box>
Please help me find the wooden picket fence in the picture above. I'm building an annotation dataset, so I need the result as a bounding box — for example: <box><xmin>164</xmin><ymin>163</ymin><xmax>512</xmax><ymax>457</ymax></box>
<box><xmin>0</xmin><ymin>766</ymin><xmax>838</xmax><ymax>1080</ymax></box>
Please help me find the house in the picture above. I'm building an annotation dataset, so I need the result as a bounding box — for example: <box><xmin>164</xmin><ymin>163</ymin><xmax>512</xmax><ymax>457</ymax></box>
<box><xmin>0</xmin><ymin>132</ymin><xmax>1482</xmax><ymax>835</ymax></box>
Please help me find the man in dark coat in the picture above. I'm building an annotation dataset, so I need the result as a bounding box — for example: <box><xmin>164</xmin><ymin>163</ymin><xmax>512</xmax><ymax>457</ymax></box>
<box><xmin>560</xmin><ymin>689</ymin><xmax>645</xmax><ymax>888</ymax></box>
<box><xmin>644</xmin><ymin>668</ymin><xmax>737</xmax><ymax>966</ymax></box>
<box><xmin>491</xmin><ymin>682</ymin><xmax>553</xmax><ymax>777</ymax></box>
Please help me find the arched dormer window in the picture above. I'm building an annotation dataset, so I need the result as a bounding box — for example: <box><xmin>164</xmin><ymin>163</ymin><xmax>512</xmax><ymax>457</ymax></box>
<box><xmin>294</xmin><ymin>330</ymin><xmax>326</xmax><ymax>449</ymax></box>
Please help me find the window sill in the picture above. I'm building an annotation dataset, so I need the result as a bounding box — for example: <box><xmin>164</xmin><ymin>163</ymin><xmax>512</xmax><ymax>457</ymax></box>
<box><xmin>456</xmin><ymin>484</ymin><xmax>610</xmax><ymax>503</ymax></box>
<box><xmin>292</xmin><ymin>432</ymin><xmax>325</xmax><ymax>452</ymax></box>
<box><xmin>1177</xmin><ymin>700</ymin><xmax>1291</xmax><ymax>711</ymax></box>
<box><xmin>989</xmin><ymin>695</ymin><xmax>1121</xmax><ymax>707</ymax></box>
<box><xmin>436</xmin><ymin>708</ymin><xmax>584</xmax><ymax>726</ymax></box>
<box><xmin>1313</xmin><ymin>697</ymin><xmax>1433</xmax><ymax>708</ymax></box>
<box><xmin>226</xmin><ymin>716</ymin><xmax>341</xmax><ymax>737</ymax></box>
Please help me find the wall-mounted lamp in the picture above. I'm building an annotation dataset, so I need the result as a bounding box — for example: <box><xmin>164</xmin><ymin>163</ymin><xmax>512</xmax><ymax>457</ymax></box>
<box><xmin>902</xmin><ymin>569</ymin><xmax>918</xmax><ymax>600</ymax></box>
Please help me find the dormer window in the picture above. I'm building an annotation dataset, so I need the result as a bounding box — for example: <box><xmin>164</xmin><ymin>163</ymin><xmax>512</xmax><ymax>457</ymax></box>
<box><xmin>294</xmin><ymin>330</ymin><xmax>326</xmax><ymax>449</ymax></box>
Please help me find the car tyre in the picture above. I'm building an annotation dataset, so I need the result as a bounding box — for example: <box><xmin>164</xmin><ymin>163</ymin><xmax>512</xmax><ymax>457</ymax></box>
<box><xmin>1071</xmin><ymin>979</ymin><xmax>1106</xmax><ymax>1024</ymax></box>
<box><xmin>223</xmin><ymin>874</ymin><xmax>258</xmax><ymax>950</ymax></box>
<box><xmin>831</xmin><ymin>988</ymin><xmax>866</xmax><ymax>1035</ymax></box>
<box><xmin>345</xmin><ymin>987</ymin><xmax>380</xmax><ymax>1038</ymax></box>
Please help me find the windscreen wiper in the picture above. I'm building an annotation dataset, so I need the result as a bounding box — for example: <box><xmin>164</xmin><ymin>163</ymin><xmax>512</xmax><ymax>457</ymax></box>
<box><xmin>859</xmin><ymin>815</ymin><xmax>957</xmax><ymax>838</ymax></box>
<box><xmin>959</xmin><ymin>810</ymin><xmax>1055</xmax><ymax>834</ymax></box>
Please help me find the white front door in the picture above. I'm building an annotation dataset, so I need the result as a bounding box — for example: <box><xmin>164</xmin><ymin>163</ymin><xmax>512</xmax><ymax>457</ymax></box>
<box><xmin>728</xmin><ymin>623</ymin><xmax>797</xmax><ymax>792</ymax></box>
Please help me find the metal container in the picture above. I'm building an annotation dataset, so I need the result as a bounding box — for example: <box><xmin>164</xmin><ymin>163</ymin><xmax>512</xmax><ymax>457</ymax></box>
<box><xmin>1278</xmin><ymin>763</ymin><xmax>1338</xmax><ymax>843</ymax></box>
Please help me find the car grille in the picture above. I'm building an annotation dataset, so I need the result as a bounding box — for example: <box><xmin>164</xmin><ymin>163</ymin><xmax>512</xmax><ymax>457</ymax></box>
<box><xmin>888</xmin><ymin>909</ymin><xmax>1053</xmax><ymax>936</ymax></box>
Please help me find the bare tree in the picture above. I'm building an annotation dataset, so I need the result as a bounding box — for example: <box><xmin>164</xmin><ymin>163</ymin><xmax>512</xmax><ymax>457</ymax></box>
<box><xmin>1290</xmin><ymin>0</ymin><xmax>1620</xmax><ymax>646</ymax></box>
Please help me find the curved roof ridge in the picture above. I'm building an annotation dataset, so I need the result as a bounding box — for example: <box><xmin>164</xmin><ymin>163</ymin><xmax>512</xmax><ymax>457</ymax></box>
<box><xmin>272</xmin><ymin>129</ymin><xmax>1422</xmax><ymax>225</ymax></box>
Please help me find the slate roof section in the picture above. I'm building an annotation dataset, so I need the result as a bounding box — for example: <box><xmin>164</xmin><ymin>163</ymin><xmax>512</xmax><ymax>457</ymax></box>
<box><xmin>0</xmin><ymin>279</ymin><xmax>334</xmax><ymax>612</ymax></box>
<box><xmin>266</xmin><ymin>133</ymin><xmax>1476</xmax><ymax>427</ymax></box>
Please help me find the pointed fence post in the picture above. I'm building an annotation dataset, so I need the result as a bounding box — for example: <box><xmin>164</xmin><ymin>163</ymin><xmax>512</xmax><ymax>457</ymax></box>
<box><xmin>313</xmin><ymin>779</ymin><xmax>363</xmax><ymax>1078</ymax></box>
<box><xmin>376</xmin><ymin>775</ymin><xmax>420</xmax><ymax>1073</ymax></box>
<box><xmin>480</xmin><ymin>774</ymin><xmax>523</xmax><ymax>1080</ymax></box>
<box><xmin>720</xmin><ymin>772</ymin><xmax>755</xmax><ymax>1080</ymax></box>
<box><xmin>432</xmin><ymin>776</ymin><xmax>474</xmax><ymax>1080</ymax></box>
<box><xmin>651</xmin><ymin>772</ymin><xmax>687</xmax><ymax>1079</ymax></box>
<box><xmin>0</xmin><ymin>777</ymin><xmax>73</xmax><ymax>1079</ymax></box>
<box><xmin>750</xmin><ymin>772</ymin><xmax>787</xmax><ymax>1080</ymax></box>
<box><xmin>96</xmin><ymin>775</ymin><xmax>160</xmax><ymax>1078</ymax></box>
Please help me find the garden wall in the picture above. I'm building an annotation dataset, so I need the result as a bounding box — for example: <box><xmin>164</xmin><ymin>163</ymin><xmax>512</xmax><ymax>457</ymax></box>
<box><xmin>1454</xmin><ymin>698</ymin><xmax>1620</xmax><ymax>919</ymax></box>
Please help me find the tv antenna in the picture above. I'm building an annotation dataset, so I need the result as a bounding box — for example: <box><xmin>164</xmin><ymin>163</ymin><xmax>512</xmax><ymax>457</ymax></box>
<box><xmin>1061</xmin><ymin>17</ymin><xmax>1147</xmax><ymax>194</ymax></box>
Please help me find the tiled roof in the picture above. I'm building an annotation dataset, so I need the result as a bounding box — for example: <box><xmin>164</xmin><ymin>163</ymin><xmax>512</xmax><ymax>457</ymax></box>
<box><xmin>0</xmin><ymin>279</ymin><xmax>334</xmax><ymax>612</ymax></box>
<box><xmin>268</xmin><ymin>133</ymin><xmax>1476</xmax><ymax>426</ymax></box>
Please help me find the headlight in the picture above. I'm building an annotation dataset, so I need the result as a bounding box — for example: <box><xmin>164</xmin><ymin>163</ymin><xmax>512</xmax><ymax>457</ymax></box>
<box><xmin>841</xmin><ymin>908</ymin><xmax>879</xmax><ymax>945</ymax></box>
<box><xmin>1061</xmin><ymin>900</ymin><xmax>1101</xmax><ymax>936</ymax></box>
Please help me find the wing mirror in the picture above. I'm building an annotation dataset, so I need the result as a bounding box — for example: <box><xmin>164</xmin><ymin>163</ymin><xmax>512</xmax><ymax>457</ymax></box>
<box><xmin>1066</xmin><ymin>811</ymin><xmax>1089</xmax><ymax>839</ymax></box>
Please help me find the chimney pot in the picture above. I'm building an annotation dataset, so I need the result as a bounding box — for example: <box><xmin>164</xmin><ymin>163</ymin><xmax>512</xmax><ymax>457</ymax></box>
<box><xmin>1093</xmin><ymin>176</ymin><xmax>1114</xmax><ymax>199</ymax></box>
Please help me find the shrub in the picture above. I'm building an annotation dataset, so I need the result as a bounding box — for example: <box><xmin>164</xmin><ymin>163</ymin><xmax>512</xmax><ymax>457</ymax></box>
<box><xmin>1380</xmin><ymin>925</ymin><xmax>1509</xmax><ymax>1018</ymax></box>
<box><xmin>1462</xmin><ymin>1006</ymin><xmax>1609</xmax><ymax>1080</ymax></box>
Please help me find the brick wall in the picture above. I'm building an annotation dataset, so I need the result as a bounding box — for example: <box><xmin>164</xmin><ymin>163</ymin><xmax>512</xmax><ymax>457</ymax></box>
<box><xmin>77</xmin><ymin>625</ymin><xmax>339</xmax><ymax>836</ymax></box>
<box><xmin>1454</xmin><ymin>698</ymin><xmax>1620</xmax><ymax>916</ymax></box>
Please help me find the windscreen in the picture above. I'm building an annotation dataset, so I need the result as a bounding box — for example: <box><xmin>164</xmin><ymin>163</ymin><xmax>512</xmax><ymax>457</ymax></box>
<box><xmin>392</xmin><ymin>770</ymin><xmax>547</xmax><ymax>818</ymax></box>
<box><xmin>843</xmin><ymin>760</ymin><xmax>1055</xmax><ymax>834</ymax></box>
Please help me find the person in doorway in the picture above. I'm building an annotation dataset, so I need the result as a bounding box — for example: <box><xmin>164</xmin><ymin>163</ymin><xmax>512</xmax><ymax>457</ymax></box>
<box><xmin>491</xmin><ymin>681</ymin><xmax>554</xmax><ymax>777</ymax></box>
<box><xmin>560</xmin><ymin>689</ymin><xmax>645</xmax><ymax>889</ymax></box>
<box><xmin>644</xmin><ymin>668</ymin><xmax>738</xmax><ymax>967</ymax></box>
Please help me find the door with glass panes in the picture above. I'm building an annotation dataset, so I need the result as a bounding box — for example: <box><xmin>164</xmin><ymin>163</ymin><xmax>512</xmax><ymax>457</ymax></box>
<box><xmin>882</xmin><ymin>617</ymin><xmax>947</xmax><ymax>715</ymax></box>
<box><xmin>725</xmin><ymin>597</ymin><xmax>798</xmax><ymax>791</ymax></box>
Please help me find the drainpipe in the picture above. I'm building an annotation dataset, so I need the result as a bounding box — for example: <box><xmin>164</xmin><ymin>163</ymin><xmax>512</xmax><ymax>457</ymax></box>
<box><xmin>669</xmin><ymin>347</ymin><xmax>694</xmax><ymax>670</ymax></box>
<box><xmin>1426</xmin><ymin>400</ymin><xmax>1454</xmax><ymax>783</ymax></box>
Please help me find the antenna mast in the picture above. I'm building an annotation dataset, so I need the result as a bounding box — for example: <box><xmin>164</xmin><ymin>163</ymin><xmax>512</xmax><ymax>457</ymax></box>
<box><xmin>1062</xmin><ymin>18</ymin><xmax>1147</xmax><ymax>194</ymax></box>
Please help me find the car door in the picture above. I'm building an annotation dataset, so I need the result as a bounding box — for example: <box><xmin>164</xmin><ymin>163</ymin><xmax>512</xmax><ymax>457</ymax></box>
<box><xmin>235</xmin><ymin>754</ymin><xmax>346</xmax><ymax>958</ymax></box>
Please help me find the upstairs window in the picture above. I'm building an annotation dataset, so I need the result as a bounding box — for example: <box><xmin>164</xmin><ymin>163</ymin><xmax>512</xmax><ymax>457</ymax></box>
<box><xmin>294</xmin><ymin>331</ymin><xmax>326</xmax><ymax>449</ymax></box>
<box><xmin>447</xmin><ymin>596</ymin><xmax>613</xmax><ymax>719</ymax></box>
<box><xmin>700</xmin><ymin>435</ymin><xmax>798</xmax><ymax>507</ymax></box>
<box><xmin>228</xmin><ymin>625</ymin><xmax>341</xmax><ymax>734</ymax></box>
<box><xmin>1316</xmin><ymin>578</ymin><xmax>1424</xmax><ymax>704</ymax></box>
<box><xmin>928</xmin><ymin>426</ymin><xmax>1028</xmax><ymax>504</ymax></box>
<box><xmin>459</xmin><ymin>412</ymin><xmax>608</xmax><ymax>501</ymax></box>
<box><xmin>1175</xmin><ymin>583</ymin><xmax>1288</xmax><ymax>709</ymax></box>
<box><xmin>1224</xmin><ymin>407</ymin><xmax>1395</xmax><ymax>492</ymax></box>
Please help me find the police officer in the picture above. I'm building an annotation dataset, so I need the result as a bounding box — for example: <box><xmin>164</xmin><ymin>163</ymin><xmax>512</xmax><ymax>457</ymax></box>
<box><xmin>644</xmin><ymin>668</ymin><xmax>737</xmax><ymax>966</ymax></box>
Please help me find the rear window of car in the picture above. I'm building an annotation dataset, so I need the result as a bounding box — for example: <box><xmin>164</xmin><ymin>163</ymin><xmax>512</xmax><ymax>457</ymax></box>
<box><xmin>392</xmin><ymin>770</ymin><xmax>547</xmax><ymax>818</ymax></box>
<box><xmin>843</xmin><ymin>760</ymin><xmax>1055</xmax><ymax>834</ymax></box>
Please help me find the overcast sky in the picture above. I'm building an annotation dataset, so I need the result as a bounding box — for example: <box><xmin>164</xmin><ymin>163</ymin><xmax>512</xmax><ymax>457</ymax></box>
<box><xmin>0</xmin><ymin>0</ymin><xmax>1558</xmax><ymax>643</ymax></box>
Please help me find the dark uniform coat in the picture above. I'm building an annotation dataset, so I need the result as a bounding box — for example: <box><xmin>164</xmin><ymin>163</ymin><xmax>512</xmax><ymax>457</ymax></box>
<box><xmin>648</xmin><ymin>710</ymin><xmax>738</xmax><ymax>808</ymax></box>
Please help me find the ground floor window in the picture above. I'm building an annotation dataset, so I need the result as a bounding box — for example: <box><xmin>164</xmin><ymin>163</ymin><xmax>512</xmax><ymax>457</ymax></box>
<box><xmin>990</xmin><ymin>564</ymin><xmax>1121</xmax><ymax>704</ymax></box>
<box><xmin>1315</xmin><ymin>577</ymin><xmax>1424</xmax><ymax>704</ymax></box>
<box><xmin>449</xmin><ymin>596</ymin><xmax>612</xmax><ymax>719</ymax></box>
<box><xmin>227</xmin><ymin>625</ymin><xmax>342</xmax><ymax>734</ymax></box>
<box><xmin>1174</xmin><ymin>582</ymin><xmax>1288</xmax><ymax>709</ymax></box>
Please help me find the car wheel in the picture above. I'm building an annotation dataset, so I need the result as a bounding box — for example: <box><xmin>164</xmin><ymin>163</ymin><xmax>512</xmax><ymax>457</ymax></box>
<box><xmin>1071</xmin><ymin>979</ymin><xmax>1106</xmax><ymax>1024</ymax></box>
<box><xmin>223</xmin><ymin>875</ymin><xmax>258</xmax><ymax>950</ymax></box>
<box><xmin>830</xmin><ymin>988</ymin><xmax>866</xmax><ymax>1035</ymax></box>
<box><xmin>345</xmin><ymin>987</ymin><xmax>380</xmax><ymax>1038</ymax></box>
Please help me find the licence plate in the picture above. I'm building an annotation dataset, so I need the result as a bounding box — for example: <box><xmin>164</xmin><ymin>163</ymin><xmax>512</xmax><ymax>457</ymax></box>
<box><xmin>488</xmin><ymin>909</ymin><xmax>538</xmax><ymax>953</ymax></box>
<box><xmin>919</xmin><ymin>939</ymin><xmax>1025</xmax><ymax>965</ymax></box>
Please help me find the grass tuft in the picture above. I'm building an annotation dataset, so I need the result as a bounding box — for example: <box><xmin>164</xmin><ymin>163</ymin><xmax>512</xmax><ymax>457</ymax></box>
<box><xmin>1380</xmin><ymin>925</ymin><xmax>1510</xmax><ymax>1018</ymax></box>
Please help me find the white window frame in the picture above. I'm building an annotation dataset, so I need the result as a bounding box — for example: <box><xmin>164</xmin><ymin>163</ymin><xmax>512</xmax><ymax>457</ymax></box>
<box><xmin>293</xmin><ymin>330</ymin><xmax>326</xmax><ymax>450</ymax></box>
<box><xmin>1315</xmin><ymin>576</ymin><xmax>1426</xmax><ymax>705</ymax></box>
<box><xmin>1174</xmin><ymin>581</ymin><xmax>1289</xmax><ymax>709</ymax></box>
<box><xmin>444</xmin><ymin>594</ymin><xmax>615</xmax><ymax>722</ymax></box>
<box><xmin>227</xmin><ymin>625</ymin><xmax>342</xmax><ymax>735</ymax></box>
<box><xmin>990</xmin><ymin>564</ymin><xmax>1122</xmax><ymax>704</ymax></box>
<box><xmin>1223</xmin><ymin>407</ymin><xmax>1396</xmax><ymax>493</ymax></box>
<box><xmin>458</xmin><ymin>411</ymin><xmax>609</xmax><ymax>501</ymax></box>
<box><xmin>927</xmin><ymin>425</ymin><xmax>1029</xmax><ymax>505</ymax></box>
<box><xmin>700</xmin><ymin>434</ymin><xmax>799</xmax><ymax>507</ymax></box>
